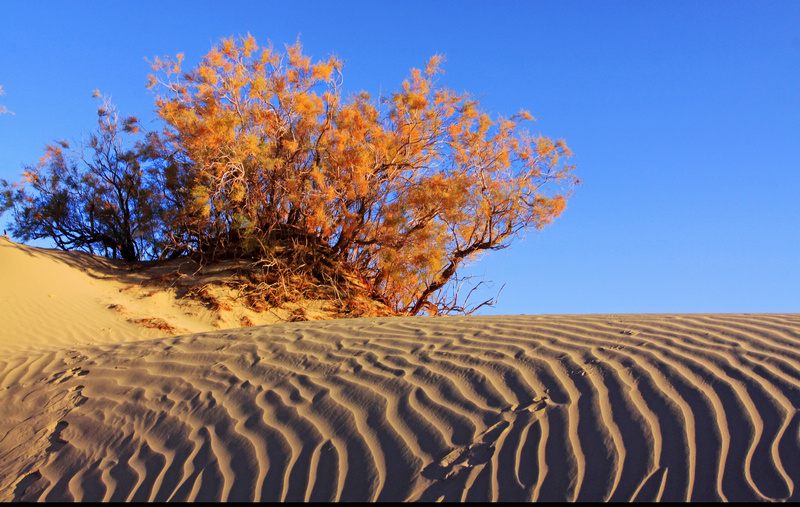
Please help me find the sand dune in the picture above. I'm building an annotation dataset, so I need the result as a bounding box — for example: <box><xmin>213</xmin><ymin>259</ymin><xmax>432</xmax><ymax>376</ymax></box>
<box><xmin>0</xmin><ymin>237</ymin><xmax>359</xmax><ymax>356</ymax></box>
<box><xmin>4</xmin><ymin>314</ymin><xmax>800</xmax><ymax>501</ymax></box>
<box><xmin>2</xmin><ymin>239</ymin><xmax>800</xmax><ymax>501</ymax></box>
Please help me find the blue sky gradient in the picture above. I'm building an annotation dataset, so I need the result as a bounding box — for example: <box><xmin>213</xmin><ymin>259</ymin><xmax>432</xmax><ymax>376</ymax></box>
<box><xmin>2</xmin><ymin>1</ymin><xmax>798</xmax><ymax>314</ymax></box>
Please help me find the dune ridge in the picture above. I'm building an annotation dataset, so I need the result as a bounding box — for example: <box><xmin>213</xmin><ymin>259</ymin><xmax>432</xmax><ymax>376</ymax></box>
<box><xmin>2</xmin><ymin>312</ymin><xmax>800</xmax><ymax>502</ymax></box>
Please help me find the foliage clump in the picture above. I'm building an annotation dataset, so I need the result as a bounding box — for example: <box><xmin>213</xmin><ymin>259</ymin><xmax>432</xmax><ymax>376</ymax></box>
<box><xmin>1</xmin><ymin>93</ymin><xmax>160</xmax><ymax>261</ymax></box>
<box><xmin>1</xmin><ymin>35</ymin><xmax>577</xmax><ymax>316</ymax></box>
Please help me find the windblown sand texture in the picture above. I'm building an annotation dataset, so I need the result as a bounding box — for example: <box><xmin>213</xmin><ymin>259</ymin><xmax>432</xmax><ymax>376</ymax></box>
<box><xmin>2</xmin><ymin>238</ymin><xmax>800</xmax><ymax>501</ymax></box>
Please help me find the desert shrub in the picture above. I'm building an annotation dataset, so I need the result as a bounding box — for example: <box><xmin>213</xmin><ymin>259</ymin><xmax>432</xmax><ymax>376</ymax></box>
<box><xmin>2</xmin><ymin>35</ymin><xmax>577</xmax><ymax>316</ymax></box>
<box><xmin>146</xmin><ymin>35</ymin><xmax>578</xmax><ymax>315</ymax></box>
<box><xmin>0</xmin><ymin>93</ymin><xmax>162</xmax><ymax>261</ymax></box>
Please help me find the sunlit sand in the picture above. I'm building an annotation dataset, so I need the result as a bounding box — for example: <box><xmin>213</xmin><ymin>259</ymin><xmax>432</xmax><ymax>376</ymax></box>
<box><xmin>2</xmin><ymin>236</ymin><xmax>799</xmax><ymax>501</ymax></box>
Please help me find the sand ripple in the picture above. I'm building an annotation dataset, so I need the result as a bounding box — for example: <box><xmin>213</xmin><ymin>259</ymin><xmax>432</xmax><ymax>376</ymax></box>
<box><xmin>2</xmin><ymin>313</ymin><xmax>800</xmax><ymax>501</ymax></box>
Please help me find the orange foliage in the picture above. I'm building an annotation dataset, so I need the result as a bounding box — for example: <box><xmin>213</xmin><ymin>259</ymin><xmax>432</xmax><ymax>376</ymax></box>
<box><xmin>145</xmin><ymin>35</ymin><xmax>578</xmax><ymax>315</ymax></box>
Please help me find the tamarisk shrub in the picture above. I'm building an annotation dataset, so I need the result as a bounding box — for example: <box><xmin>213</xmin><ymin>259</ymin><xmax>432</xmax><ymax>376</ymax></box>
<box><xmin>2</xmin><ymin>35</ymin><xmax>577</xmax><ymax>316</ymax></box>
<box><xmin>146</xmin><ymin>35</ymin><xmax>578</xmax><ymax>315</ymax></box>
<box><xmin>1</xmin><ymin>92</ymin><xmax>161</xmax><ymax>261</ymax></box>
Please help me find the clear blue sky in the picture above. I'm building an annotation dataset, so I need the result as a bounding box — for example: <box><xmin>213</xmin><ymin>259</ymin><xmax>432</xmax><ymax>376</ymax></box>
<box><xmin>2</xmin><ymin>1</ymin><xmax>798</xmax><ymax>314</ymax></box>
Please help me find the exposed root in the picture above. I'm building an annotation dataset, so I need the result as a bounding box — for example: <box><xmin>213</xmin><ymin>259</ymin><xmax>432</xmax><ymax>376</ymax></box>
<box><xmin>183</xmin><ymin>284</ymin><xmax>233</xmax><ymax>312</ymax></box>
<box><xmin>128</xmin><ymin>237</ymin><xmax>398</xmax><ymax>323</ymax></box>
<box><xmin>126</xmin><ymin>317</ymin><xmax>178</xmax><ymax>334</ymax></box>
<box><xmin>141</xmin><ymin>271</ymin><xmax>186</xmax><ymax>288</ymax></box>
<box><xmin>224</xmin><ymin>239</ymin><xmax>396</xmax><ymax>319</ymax></box>
<box><xmin>288</xmin><ymin>307</ymin><xmax>308</xmax><ymax>322</ymax></box>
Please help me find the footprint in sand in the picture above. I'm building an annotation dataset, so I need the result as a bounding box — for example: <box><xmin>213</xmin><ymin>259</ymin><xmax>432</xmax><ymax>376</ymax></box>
<box><xmin>422</xmin><ymin>395</ymin><xmax>549</xmax><ymax>483</ymax></box>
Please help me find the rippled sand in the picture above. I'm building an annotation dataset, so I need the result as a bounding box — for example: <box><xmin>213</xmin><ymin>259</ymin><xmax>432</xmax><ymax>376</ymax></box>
<box><xmin>3</xmin><ymin>314</ymin><xmax>800</xmax><ymax>501</ymax></box>
<box><xmin>1</xmin><ymin>239</ymin><xmax>799</xmax><ymax>501</ymax></box>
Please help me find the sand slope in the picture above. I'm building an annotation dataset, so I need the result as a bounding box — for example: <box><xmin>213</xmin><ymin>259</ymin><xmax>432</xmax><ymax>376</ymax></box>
<box><xmin>0</xmin><ymin>236</ymin><xmax>368</xmax><ymax>356</ymax></box>
<box><xmin>1</xmin><ymin>239</ymin><xmax>800</xmax><ymax>501</ymax></box>
<box><xmin>0</xmin><ymin>237</ymin><xmax>220</xmax><ymax>355</ymax></box>
<box><xmin>2</xmin><ymin>314</ymin><xmax>800</xmax><ymax>501</ymax></box>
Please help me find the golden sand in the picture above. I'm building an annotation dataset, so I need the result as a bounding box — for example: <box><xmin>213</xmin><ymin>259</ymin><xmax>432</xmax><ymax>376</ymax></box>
<box><xmin>1</xmin><ymin>237</ymin><xmax>799</xmax><ymax>501</ymax></box>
